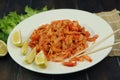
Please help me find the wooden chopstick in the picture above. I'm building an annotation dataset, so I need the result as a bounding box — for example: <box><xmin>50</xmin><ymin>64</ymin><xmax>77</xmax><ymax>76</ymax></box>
<box><xmin>69</xmin><ymin>28</ymin><xmax>120</xmax><ymax>59</ymax></box>
<box><xmin>77</xmin><ymin>41</ymin><xmax>120</xmax><ymax>57</ymax></box>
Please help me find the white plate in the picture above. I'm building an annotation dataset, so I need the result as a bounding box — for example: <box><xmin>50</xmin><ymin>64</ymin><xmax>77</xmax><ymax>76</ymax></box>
<box><xmin>7</xmin><ymin>9</ymin><xmax>114</xmax><ymax>74</ymax></box>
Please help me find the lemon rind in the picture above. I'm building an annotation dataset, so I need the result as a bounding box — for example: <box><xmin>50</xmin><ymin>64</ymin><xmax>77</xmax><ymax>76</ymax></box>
<box><xmin>0</xmin><ymin>40</ymin><xmax>7</xmax><ymax>57</ymax></box>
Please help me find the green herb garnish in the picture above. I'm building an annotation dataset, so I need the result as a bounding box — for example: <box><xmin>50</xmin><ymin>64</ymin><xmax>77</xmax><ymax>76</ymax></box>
<box><xmin>0</xmin><ymin>6</ymin><xmax>48</xmax><ymax>43</ymax></box>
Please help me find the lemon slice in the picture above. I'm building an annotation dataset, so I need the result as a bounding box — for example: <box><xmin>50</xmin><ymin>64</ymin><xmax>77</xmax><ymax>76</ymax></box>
<box><xmin>12</xmin><ymin>30</ymin><xmax>22</xmax><ymax>47</ymax></box>
<box><xmin>35</xmin><ymin>50</ymin><xmax>48</xmax><ymax>68</ymax></box>
<box><xmin>24</xmin><ymin>47</ymin><xmax>36</xmax><ymax>64</ymax></box>
<box><xmin>0</xmin><ymin>40</ymin><xmax>7</xmax><ymax>56</ymax></box>
<box><xmin>21</xmin><ymin>39</ymin><xmax>29</xmax><ymax>55</ymax></box>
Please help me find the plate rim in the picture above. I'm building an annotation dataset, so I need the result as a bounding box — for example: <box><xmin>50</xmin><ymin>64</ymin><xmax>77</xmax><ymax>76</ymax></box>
<box><xmin>7</xmin><ymin>9</ymin><xmax>114</xmax><ymax>74</ymax></box>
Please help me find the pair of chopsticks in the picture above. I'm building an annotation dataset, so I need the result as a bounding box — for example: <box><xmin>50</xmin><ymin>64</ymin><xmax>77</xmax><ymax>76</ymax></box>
<box><xmin>69</xmin><ymin>28</ymin><xmax>120</xmax><ymax>59</ymax></box>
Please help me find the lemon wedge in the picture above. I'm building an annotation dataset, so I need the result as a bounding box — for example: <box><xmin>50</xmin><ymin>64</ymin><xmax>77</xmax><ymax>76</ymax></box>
<box><xmin>0</xmin><ymin>40</ymin><xmax>7</xmax><ymax>56</ymax></box>
<box><xmin>35</xmin><ymin>50</ymin><xmax>48</xmax><ymax>68</ymax></box>
<box><xmin>21</xmin><ymin>39</ymin><xmax>29</xmax><ymax>55</ymax></box>
<box><xmin>24</xmin><ymin>47</ymin><xmax>36</xmax><ymax>64</ymax></box>
<box><xmin>12</xmin><ymin>30</ymin><xmax>22</xmax><ymax>47</ymax></box>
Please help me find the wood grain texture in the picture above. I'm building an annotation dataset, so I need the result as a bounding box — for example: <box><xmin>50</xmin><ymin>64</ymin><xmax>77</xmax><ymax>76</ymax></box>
<box><xmin>100</xmin><ymin>0</ymin><xmax>117</xmax><ymax>11</ymax></box>
<box><xmin>76</xmin><ymin>0</ymin><xmax>103</xmax><ymax>12</ymax></box>
<box><xmin>53</xmin><ymin>0</ymin><xmax>76</xmax><ymax>9</ymax></box>
<box><xmin>52</xmin><ymin>71</ymin><xmax>87</xmax><ymax>80</ymax></box>
<box><xmin>0</xmin><ymin>54</ymin><xmax>19</xmax><ymax>80</ymax></box>
<box><xmin>0</xmin><ymin>0</ymin><xmax>9</xmax><ymax>18</ymax></box>
<box><xmin>5</xmin><ymin>0</ymin><xmax>30</xmax><ymax>14</ymax></box>
<box><xmin>17</xmin><ymin>67</ymin><xmax>52</xmax><ymax>80</ymax></box>
<box><xmin>31</xmin><ymin>0</ymin><xmax>47</xmax><ymax>10</ymax></box>
<box><xmin>87</xmin><ymin>57</ymin><xmax>120</xmax><ymax>80</ymax></box>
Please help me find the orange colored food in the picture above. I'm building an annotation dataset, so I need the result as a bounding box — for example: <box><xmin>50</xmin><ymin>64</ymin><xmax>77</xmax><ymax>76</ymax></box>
<box><xmin>63</xmin><ymin>54</ymin><xmax>92</xmax><ymax>67</ymax></box>
<box><xmin>29</xmin><ymin>19</ymin><xmax>98</xmax><ymax>64</ymax></box>
<box><xmin>62</xmin><ymin>61</ymin><xmax>77</xmax><ymax>67</ymax></box>
<box><xmin>70</xmin><ymin>54</ymin><xmax>92</xmax><ymax>62</ymax></box>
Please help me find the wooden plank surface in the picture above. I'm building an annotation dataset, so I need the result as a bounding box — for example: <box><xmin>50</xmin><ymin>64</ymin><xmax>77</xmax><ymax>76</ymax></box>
<box><xmin>53</xmin><ymin>0</ymin><xmax>76</xmax><ymax>9</ymax></box>
<box><xmin>16</xmin><ymin>66</ymin><xmax>87</xmax><ymax>80</ymax></box>
<box><xmin>76</xmin><ymin>0</ymin><xmax>103</xmax><ymax>12</ymax></box>
<box><xmin>17</xmin><ymin>67</ymin><xmax>52</xmax><ymax>80</ymax></box>
<box><xmin>0</xmin><ymin>0</ymin><xmax>9</xmax><ymax>18</ymax></box>
<box><xmin>5</xmin><ymin>0</ymin><xmax>30</xmax><ymax>14</ymax></box>
<box><xmin>100</xmin><ymin>0</ymin><xmax>117</xmax><ymax>11</ymax></box>
<box><xmin>87</xmin><ymin>57</ymin><xmax>120</xmax><ymax>80</ymax></box>
<box><xmin>0</xmin><ymin>55</ymin><xmax>19</xmax><ymax>80</ymax></box>
<box><xmin>52</xmin><ymin>71</ymin><xmax>87</xmax><ymax>80</ymax></box>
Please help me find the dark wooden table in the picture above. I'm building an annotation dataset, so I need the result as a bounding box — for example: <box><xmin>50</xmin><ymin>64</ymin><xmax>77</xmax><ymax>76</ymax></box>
<box><xmin>0</xmin><ymin>0</ymin><xmax>120</xmax><ymax>80</ymax></box>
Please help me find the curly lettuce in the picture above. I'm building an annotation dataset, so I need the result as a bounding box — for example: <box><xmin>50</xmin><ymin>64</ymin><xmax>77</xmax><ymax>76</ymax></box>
<box><xmin>0</xmin><ymin>6</ymin><xmax>48</xmax><ymax>43</ymax></box>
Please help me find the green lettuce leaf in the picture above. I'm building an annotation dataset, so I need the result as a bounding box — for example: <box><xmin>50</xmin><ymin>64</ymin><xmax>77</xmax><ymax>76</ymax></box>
<box><xmin>0</xmin><ymin>6</ymin><xmax>48</xmax><ymax>42</ymax></box>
